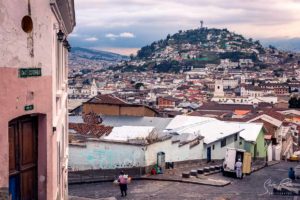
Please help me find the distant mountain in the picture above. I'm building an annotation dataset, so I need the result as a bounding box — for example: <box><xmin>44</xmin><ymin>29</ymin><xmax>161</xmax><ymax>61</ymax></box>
<box><xmin>70</xmin><ymin>47</ymin><xmax>129</xmax><ymax>62</ymax></box>
<box><xmin>261</xmin><ymin>38</ymin><xmax>300</xmax><ymax>52</ymax></box>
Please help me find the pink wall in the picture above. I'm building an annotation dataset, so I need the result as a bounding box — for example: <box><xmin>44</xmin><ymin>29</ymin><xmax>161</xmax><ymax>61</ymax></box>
<box><xmin>0</xmin><ymin>67</ymin><xmax>54</xmax><ymax>199</ymax></box>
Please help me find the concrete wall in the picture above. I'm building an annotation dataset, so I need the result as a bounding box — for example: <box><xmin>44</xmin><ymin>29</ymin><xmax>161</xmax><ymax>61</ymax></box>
<box><xmin>203</xmin><ymin>134</ymin><xmax>239</xmax><ymax>160</ymax></box>
<box><xmin>69</xmin><ymin>141</ymin><xmax>145</xmax><ymax>170</ymax></box>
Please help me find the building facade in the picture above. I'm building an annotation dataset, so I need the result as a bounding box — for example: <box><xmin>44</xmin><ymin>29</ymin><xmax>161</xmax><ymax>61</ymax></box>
<box><xmin>0</xmin><ymin>0</ymin><xmax>75</xmax><ymax>199</ymax></box>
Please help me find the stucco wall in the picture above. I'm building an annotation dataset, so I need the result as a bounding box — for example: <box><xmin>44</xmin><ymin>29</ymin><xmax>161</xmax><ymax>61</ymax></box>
<box><xmin>0</xmin><ymin>0</ymin><xmax>70</xmax><ymax>199</ymax></box>
<box><xmin>240</xmin><ymin>130</ymin><xmax>266</xmax><ymax>159</ymax></box>
<box><xmin>145</xmin><ymin>139</ymin><xmax>203</xmax><ymax>166</ymax></box>
<box><xmin>255</xmin><ymin>130</ymin><xmax>267</xmax><ymax>158</ymax></box>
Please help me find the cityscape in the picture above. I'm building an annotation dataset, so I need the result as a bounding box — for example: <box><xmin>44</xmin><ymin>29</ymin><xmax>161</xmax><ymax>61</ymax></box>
<box><xmin>1</xmin><ymin>0</ymin><xmax>300</xmax><ymax>199</ymax></box>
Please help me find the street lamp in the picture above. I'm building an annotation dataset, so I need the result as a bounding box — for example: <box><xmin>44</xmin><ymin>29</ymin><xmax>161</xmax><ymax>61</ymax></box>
<box><xmin>57</xmin><ymin>30</ymin><xmax>64</xmax><ymax>42</ymax></box>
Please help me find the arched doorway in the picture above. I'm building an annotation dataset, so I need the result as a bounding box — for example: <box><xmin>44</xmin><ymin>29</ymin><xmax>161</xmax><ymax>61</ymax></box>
<box><xmin>9</xmin><ymin>115</ymin><xmax>38</xmax><ymax>200</ymax></box>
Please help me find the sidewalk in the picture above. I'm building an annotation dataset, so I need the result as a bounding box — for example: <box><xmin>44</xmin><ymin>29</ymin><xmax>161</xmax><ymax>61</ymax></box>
<box><xmin>69</xmin><ymin>196</ymin><xmax>116</xmax><ymax>200</ymax></box>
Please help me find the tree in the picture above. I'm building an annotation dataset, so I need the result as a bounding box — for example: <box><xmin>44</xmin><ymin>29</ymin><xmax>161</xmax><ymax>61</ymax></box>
<box><xmin>135</xmin><ymin>82</ymin><xmax>144</xmax><ymax>90</ymax></box>
<box><xmin>289</xmin><ymin>96</ymin><xmax>300</xmax><ymax>108</ymax></box>
<box><xmin>129</xmin><ymin>54</ymin><xmax>134</xmax><ymax>61</ymax></box>
<box><xmin>166</xmin><ymin>34</ymin><xmax>171</xmax><ymax>40</ymax></box>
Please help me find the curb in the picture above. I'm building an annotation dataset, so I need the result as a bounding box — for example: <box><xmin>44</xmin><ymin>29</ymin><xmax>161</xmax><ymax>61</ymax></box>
<box><xmin>68</xmin><ymin>176</ymin><xmax>230</xmax><ymax>187</ymax></box>
<box><xmin>136</xmin><ymin>177</ymin><xmax>230</xmax><ymax>187</ymax></box>
<box><xmin>251</xmin><ymin>161</ymin><xmax>280</xmax><ymax>173</ymax></box>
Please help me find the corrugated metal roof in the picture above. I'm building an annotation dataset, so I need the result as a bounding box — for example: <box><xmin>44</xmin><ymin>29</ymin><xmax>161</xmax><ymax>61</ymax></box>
<box><xmin>166</xmin><ymin>115</ymin><xmax>263</xmax><ymax>144</ymax></box>
<box><xmin>69</xmin><ymin>115</ymin><xmax>172</xmax><ymax>132</ymax></box>
<box><xmin>103</xmin><ymin>126</ymin><xmax>155</xmax><ymax>141</ymax></box>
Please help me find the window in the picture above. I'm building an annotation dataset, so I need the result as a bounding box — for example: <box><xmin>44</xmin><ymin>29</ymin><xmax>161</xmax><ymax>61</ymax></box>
<box><xmin>212</xmin><ymin>144</ymin><xmax>215</xmax><ymax>150</ymax></box>
<box><xmin>234</xmin><ymin>133</ymin><xmax>238</xmax><ymax>141</ymax></box>
<box><xmin>221</xmin><ymin>138</ymin><xmax>226</xmax><ymax>147</ymax></box>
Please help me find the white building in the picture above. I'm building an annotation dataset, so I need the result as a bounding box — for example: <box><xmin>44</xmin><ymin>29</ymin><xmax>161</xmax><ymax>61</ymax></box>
<box><xmin>211</xmin><ymin>96</ymin><xmax>278</xmax><ymax>105</ymax></box>
<box><xmin>69</xmin><ymin>125</ymin><xmax>203</xmax><ymax>171</ymax></box>
<box><xmin>69</xmin><ymin>114</ymin><xmax>266</xmax><ymax>172</ymax></box>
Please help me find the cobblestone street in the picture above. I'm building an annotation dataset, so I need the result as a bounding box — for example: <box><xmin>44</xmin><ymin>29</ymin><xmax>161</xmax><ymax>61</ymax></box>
<box><xmin>69</xmin><ymin>162</ymin><xmax>300</xmax><ymax>200</ymax></box>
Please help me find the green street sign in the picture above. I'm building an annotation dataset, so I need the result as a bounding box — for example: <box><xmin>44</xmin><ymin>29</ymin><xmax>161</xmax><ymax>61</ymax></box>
<box><xmin>24</xmin><ymin>105</ymin><xmax>34</xmax><ymax>111</ymax></box>
<box><xmin>19</xmin><ymin>68</ymin><xmax>42</xmax><ymax>78</ymax></box>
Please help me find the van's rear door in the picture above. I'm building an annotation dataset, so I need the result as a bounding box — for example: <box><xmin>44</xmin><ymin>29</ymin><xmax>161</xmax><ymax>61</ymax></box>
<box><xmin>225</xmin><ymin>148</ymin><xmax>236</xmax><ymax>170</ymax></box>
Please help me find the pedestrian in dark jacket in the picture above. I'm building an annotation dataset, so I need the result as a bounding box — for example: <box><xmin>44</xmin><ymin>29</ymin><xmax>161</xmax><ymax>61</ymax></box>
<box><xmin>288</xmin><ymin>167</ymin><xmax>295</xmax><ymax>180</ymax></box>
<box><xmin>118</xmin><ymin>171</ymin><xmax>128</xmax><ymax>197</ymax></box>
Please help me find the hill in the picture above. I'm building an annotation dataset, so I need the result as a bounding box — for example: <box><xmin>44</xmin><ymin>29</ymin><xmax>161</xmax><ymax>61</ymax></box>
<box><xmin>117</xmin><ymin>28</ymin><xmax>267</xmax><ymax>73</ymax></box>
<box><xmin>261</xmin><ymin>38</ymin><xmax>300</xmax><ymax>52</ymax></box>
<box><xmin>70</xmin><ymin>47</ymin><xmax>129</xmax><ymax>62</ymax></box>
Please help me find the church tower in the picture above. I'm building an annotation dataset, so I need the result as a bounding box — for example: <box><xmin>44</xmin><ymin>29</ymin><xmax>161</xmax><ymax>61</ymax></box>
<box><xmin>90</xmin><ymin>79</ymin><xmax>98</xmax><ymax>97</ymax></box>
<box><xmin>241</xmin><ymin>75</ymin><xmax>246</xmax><ymax>84</ymax></box>
<box><xmin>214</xmin><ymin>79</ymin><xmax>224</xmax><ymax>97</ymax></box>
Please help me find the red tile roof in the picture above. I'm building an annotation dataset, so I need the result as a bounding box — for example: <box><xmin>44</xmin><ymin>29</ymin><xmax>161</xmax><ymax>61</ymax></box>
<box><xmin>254</xmin><ymin>119</ymin><xmax>277</xmax><ymax>137</ymax></box>
<box><xmin>259</xmin><ymin>110</ymin><xmax>286</xmax><ymax>121</ymax></box>
<box><xmin>69</xmin><ymin>123</ymin><xmax>113</xmax><ymax>138</ymax></box>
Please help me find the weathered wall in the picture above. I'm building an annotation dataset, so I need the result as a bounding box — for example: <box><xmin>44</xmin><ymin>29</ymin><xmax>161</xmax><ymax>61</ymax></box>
<box><xmin>0</xmin><ymin>0</ymin><xmax>54</xmax><ymax>75</ymax></box>
<box><xmin>69</xmin><ymin>138</ymin><xmax>204</xmax><ymax>171</ymax></box>
<box><xmin>69</xmin><ymin>141</ymin><xmax>145</xmax><ymax>170</ymax></box>
<box><xmin>83</xmin><ymin>103</ymin><xmax>157</xmax><ymax>117</ymax></box>
<box><xmin>0</xmin><ymin>0</ymin><xmax>67</xmax><ymax>199</ymax></box>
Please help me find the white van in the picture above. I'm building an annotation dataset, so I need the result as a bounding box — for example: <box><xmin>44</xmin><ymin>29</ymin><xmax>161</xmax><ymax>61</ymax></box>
<box><xmin>222</xmin><ymin>147</ymin><xmax>252</xmax><ymax>177</ymax></box>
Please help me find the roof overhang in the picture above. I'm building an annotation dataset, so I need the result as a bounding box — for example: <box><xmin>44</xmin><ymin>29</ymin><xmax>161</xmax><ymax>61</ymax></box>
<box><xmin>50</xmin><ymin>0</ymin><xmax>76</xmax><ymax>34</ymax></box>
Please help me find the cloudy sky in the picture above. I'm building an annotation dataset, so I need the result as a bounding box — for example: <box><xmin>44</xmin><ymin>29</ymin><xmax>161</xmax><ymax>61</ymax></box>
<box><xmin>69</xmin><ymin>0</ymin><xmax>300</xmax><ymax>55</ymax></box>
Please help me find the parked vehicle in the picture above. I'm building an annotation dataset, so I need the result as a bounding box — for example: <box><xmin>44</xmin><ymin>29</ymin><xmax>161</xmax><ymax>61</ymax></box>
<box><xmin>222</xmin><ymin>147</ymin><xmax>252</xmax><ymax>177</ymax></box>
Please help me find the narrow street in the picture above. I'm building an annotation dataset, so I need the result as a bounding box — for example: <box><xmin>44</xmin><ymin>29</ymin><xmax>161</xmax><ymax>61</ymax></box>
<box><xmin>69</xmin><ymin>161</ymin><xmax>300</xmax><ymax>200</ymax></box>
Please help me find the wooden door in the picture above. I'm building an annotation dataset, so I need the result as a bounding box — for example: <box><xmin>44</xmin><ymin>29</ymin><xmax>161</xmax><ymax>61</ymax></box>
<box><xmin>242</xmin><ymin>152</ymin><xmax>252</xmax><ymax>174</ymax></box>
<box><xmin>9</xmin><ymin>116</ymin><xmax>38</xmax><ymax>200</ymax></box>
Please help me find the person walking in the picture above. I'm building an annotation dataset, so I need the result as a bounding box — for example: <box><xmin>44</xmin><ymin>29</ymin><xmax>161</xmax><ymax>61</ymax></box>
<box><xmin>118</xmin><ymin>171</ymin><xmax>128</xmax><ymax>197</ymax></box>
<box><xmin>235</xmin><ymin>158</ymin><xmax>243</xmax><ymax>179</ymax></box>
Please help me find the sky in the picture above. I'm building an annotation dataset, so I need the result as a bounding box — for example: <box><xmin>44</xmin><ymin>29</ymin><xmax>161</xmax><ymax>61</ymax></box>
<box><xmin>69</xmin><ymin>0</ymin><xmax>300</xmax><ymax>55</ymax></box>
